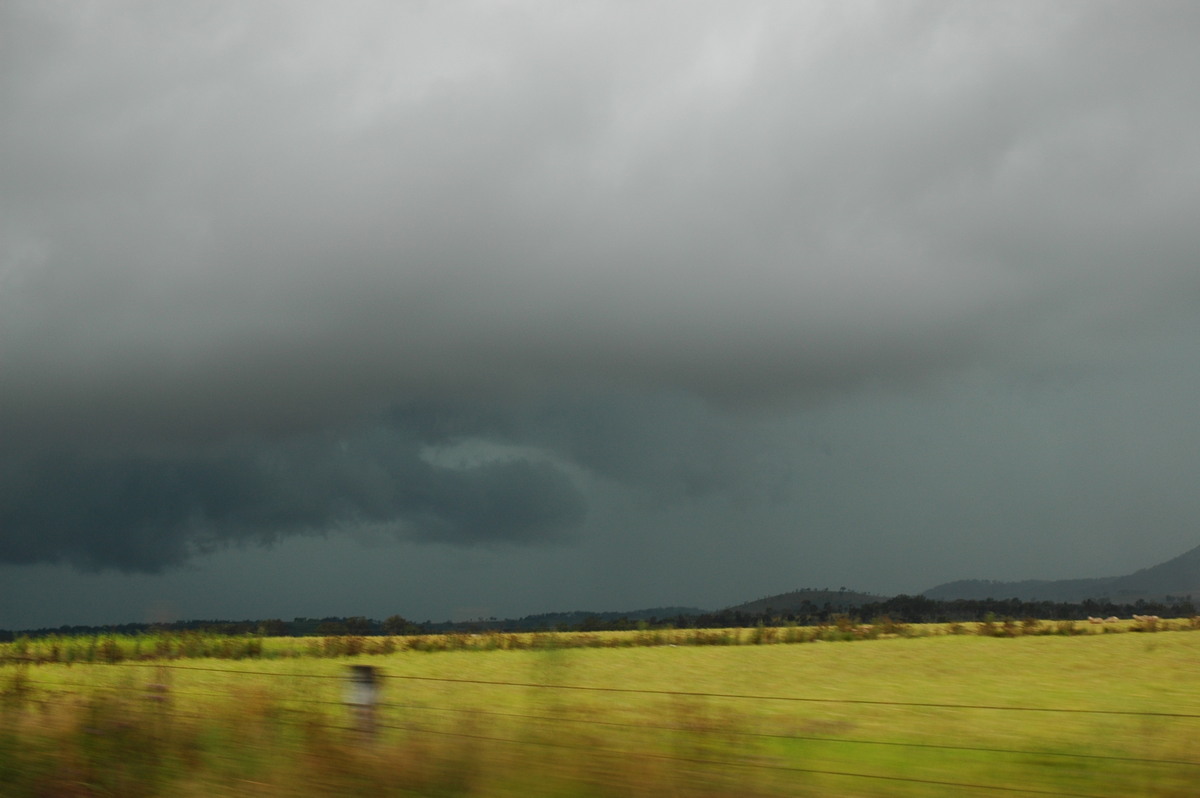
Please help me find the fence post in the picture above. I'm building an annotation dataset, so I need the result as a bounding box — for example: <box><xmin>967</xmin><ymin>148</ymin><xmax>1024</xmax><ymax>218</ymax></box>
<box><xmin>145</xmin><ymin>665</ymin><xmax>171</xmax><ymax>740</ymax></box>
<box><xmin>346</xmin><ymin>664</ymin><xmax>380</xmax><ymax>739</ymax></box>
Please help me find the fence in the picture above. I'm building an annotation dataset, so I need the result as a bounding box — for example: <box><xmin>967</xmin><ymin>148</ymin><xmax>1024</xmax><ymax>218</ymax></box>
<box><xmin>7</xmin><ymin>658</ymin><xmax>1199</xmax><ymax>797</ymax></box>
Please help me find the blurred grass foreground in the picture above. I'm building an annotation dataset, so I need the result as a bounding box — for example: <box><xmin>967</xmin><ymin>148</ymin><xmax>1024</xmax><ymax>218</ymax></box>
<box><xmin>3</xmin><ymin>622</ymin><xmax>1200</xmax><ymax>796</ymax></box>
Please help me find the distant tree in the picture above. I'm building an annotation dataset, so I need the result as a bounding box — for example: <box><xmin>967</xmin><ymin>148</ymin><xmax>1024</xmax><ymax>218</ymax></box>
<box><xmin>344</xmin><ymin>616</ymin><xmax>372</xmax><ymax>635</ymax></box>
<box><xmin>580</xmin><ymin>617</ymin><xmax>601</xmax><ymax>631</ymax></box>
<box><xmin>258</xmin><ymin>619</ymin><xmax>288</xmax><ymax>636</ymax></box>
<box><xmin>315</xmin><ymin>621</ymin><xmax>348</xmax><ymax>636</ymax></box>
<box><xmin>382</xmin><ymin>615</ymin><xmax>416</xmax><ymax>635</ymax></box>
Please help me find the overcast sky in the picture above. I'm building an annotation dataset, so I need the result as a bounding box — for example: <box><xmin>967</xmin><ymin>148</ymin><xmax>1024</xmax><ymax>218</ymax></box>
<box><xmin>3</xmin><ymin>1</ymin><xmax>1200</xmax><ymax>629</ymax></box>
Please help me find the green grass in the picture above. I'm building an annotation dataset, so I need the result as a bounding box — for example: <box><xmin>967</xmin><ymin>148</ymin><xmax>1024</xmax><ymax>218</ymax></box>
<box><xmin>3</xmin><ymin>627</ymin><xmax>1199</xmax><ymax>796</ymax></box>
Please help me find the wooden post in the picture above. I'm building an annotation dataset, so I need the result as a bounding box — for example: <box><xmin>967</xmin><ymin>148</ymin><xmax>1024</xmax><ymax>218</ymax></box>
<box><xmin>346</xmin><ymin>665</ymin><xmax>380</xmax><ymax>738</ymax></box>
<box><xmin>145</xmin><ymin>665</ymin><xmax>171</xmax><ymax>740</ymax></box>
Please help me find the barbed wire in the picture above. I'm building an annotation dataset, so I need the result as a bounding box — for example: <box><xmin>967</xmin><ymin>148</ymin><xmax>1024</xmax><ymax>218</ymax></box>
<box><xmin>13</xmin><ymin>673</ymin><xmax>1199</xmax><ymax>772</ymax></box>
<box><xmin>11</xmin><ymin>660</ymin><xmax>1199</xmax><ymax>719</ymax></box>
<box><xmin>17</xmin><ymin>677</ymin><xmax>348</xmax><ymax>705</ymax></box>
<box><xmin>373</xmin><ymin>720</ymin><xmax>1115</xmax><ymax>798</ymax></box>
<box><xmin>379</xmin><ymin>672</ymin><xmax>1200</xmax><ymax>719</ymax></box>
<box><xmin>373</xmin><ymin>700</ymin><xmax>1200</xmax><ymax>768</ymax></box>
<box><xmin>0</xmin><ymin>699</ymin><xmax>1124</xmax><ymax>798</ymax></box>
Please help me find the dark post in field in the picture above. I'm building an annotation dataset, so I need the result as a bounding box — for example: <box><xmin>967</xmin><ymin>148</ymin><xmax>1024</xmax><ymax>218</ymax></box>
<box><xmin>346</xmin><ymin>664</ymin><xmax>380</xmax><ymax>738</ymax></box>
<box><xmin>145</xmin><ymin>664</ymin><xmax>172</xmax><ymax>740</ymax></box>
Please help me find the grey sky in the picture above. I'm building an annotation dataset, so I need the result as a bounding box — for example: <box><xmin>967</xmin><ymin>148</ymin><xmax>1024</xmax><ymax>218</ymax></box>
<box><xmin>2</xmin><ymin>1</ymin><xmax>1199</xmax><ymax>628</ymax></box>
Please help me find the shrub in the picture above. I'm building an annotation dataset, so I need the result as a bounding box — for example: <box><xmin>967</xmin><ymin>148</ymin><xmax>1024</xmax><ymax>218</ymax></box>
<box><xmin>750</xmin><ymin>622</ymin><xmax>778</xmax><ymax>645</ymax></box>
<box><xmin>367</xmin><ymin>636</ymin><xmax>397</xmax><ymax>655</ymax></box>
<box><xmin>872</xmin><ymin>616</ymin><xmax>911</xmax><ymax>637</ymax></box>
<box><xmin>98</xmin><ymin>637</ymin><xmax>124</xmax><ymax>664</ymax></box>
<box><xmin>1</xmin><ymin>668</ymin><xmax>31</xmax><ymax>708</ymax></box>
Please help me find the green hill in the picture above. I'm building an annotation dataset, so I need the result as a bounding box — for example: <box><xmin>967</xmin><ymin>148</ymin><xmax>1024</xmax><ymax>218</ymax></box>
<box><xmin>725</xmin><ymin>588</ymin><xmax>886</xmax><ymax>615</ymax></box>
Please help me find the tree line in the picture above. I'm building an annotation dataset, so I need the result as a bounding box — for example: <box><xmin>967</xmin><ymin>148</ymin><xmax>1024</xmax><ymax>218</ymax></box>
<box><xmin>2</xmin><ymin>594</ymin><xmax>1195</xmax><ymax>641</ymax></box>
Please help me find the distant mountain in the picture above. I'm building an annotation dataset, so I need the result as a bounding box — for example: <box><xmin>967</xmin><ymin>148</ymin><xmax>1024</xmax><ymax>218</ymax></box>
<box><xmin>923</xmin><ymin>543</ymin><xmax>1200</xmax><ymax>602</ymax></box>
<box><xmin>726</xmin><ymin>588</ymin><xmax>886</xmax><ymax>615</ymax></box>
<box><xmin>506</xmin><ymin>606</ymin><xmax>708</xmax><ymax>628</ymax></box>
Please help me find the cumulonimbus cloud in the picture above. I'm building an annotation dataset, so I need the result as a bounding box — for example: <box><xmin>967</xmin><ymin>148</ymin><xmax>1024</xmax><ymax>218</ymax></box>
<box><xmin>0</xmin><ymin>421</ymin><xmax>588</xmax><ymax>571</ymax></box>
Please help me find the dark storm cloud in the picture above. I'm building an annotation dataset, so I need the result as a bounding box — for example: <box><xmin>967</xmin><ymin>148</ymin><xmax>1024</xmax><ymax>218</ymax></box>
<box><xmin>0</xmin><ymin>424</ymin><xmax>585</xmax><ymax>571</ymax></box>
<box><xmin>3</xmin><ymin>2</ymin><xmax>1200</xmax><ymax>575</ymax></box>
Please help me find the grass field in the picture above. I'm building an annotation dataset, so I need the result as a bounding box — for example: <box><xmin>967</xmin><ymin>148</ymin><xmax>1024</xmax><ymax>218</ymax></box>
<box><xmin>3</xmin><ymin>624</ymin><xmax>1198</xmax><ymax>796</ymax></box>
